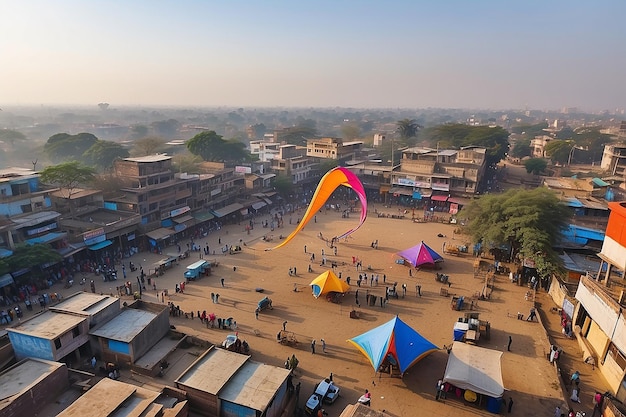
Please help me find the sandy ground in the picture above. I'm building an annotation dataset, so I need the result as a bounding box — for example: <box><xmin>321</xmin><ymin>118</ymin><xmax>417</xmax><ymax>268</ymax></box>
<box><xmin>11</xmin><ymin>202</ymin><xmax>596</xmax><ymax>417</ymax></box>
<box><xmin>115</xmin><ymin>203</ymin><xmax>570</xmax><ymax>417</ymax></box>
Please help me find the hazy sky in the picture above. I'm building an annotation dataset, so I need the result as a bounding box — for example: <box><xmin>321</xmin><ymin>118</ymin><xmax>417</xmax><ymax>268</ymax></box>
<box><xmin>1</xmin><ymin>1</ymin><xmax>625</xmax><ymax>111</ymax></box>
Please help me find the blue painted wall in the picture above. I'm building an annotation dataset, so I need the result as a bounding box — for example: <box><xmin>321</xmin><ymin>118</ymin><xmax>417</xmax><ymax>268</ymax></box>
<box><xmin>8</xmin><ymin>332</ymin><xmax>53</xmax><ymax>360</ymax></box>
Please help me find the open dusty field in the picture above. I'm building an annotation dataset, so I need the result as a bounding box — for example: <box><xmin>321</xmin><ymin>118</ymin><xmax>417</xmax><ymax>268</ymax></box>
<box><xmin>122</xmin><ymin>202</ymin><xmax>570</xmax><ymax>417</ymax></box>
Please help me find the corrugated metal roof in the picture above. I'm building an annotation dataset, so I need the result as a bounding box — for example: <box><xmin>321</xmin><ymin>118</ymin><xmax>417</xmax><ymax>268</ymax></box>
<box><xmin>219</xmin><ymin>361</ymin><xmax>290</xmax><ymax>412</ymax></box>
<box><xmin>90</xmin><ymin>309</ymin><xmax>157</xmax><ymax>342</ymax></box>
<box><xmin>176</xmin><ymin>348</ymin><xmax>249</xmax><ymax>395</ymax></box>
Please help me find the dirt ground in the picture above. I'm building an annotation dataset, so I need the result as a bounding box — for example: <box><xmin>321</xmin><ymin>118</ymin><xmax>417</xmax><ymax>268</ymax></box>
<box><xmin>15</xmin><ymin>201</ymin><xmax>604</xmax><ymax>416</ymax></box>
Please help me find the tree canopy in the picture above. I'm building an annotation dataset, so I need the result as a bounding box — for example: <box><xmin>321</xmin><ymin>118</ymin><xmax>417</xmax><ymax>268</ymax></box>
<box><xmin>133</xmin><ymin>136</ymin><xmax>166</xmax><ymax>156</ymax></box>
<box><xmin>44</xmin><ymin>133</ymin><xmax>98</xmax><ymax>162</ymax></box>
<box><xmin>463</xmin><ymin>188</ymin><xmax>570</xmax><ymax>277</ymax></box>
<box><xmin>544</xmin><ymin>140</ymin><xmax>571</xmax><ymax>165</ymax></box>
<box><xmin>421</xmin><ymin>124</ymin><xmax>510</xmax><ymax>166</ymax></box>
<box><xmin>186</xmin><ymin>131</ymin><xmax>250</xmax><ymax>163</ymax></box>
<box><xmin>510</xmin><ymin>139</ymin><xmax>531</xmax><ymax>158</ymax></box>
<box><xmin>396</xmin><ymin>118</ymin><xmax>421</xmax><ymax>143</ymax></box>
<box><xmin>39</xmin><ymin>161</ymin><xmax>97</xmax><ymax>200</ymax></box>
<box><xmin>5</xmin><ymin>244</ymin><xmax>63</xmax><ymax>282</ymax></box>
<box><xmin>524</xmin><ymin>158</ymin><xmax>548</xmax><ymax>175</ymax></box>
<box><xmin>83</xmin><ymin>140</ymin><xmax>129</xmax><ymax>170</ymax></box>
<box><xmin>0</xmin><ymin>129</ymin><xmax>27</xmax><ymax>146</ymax></box>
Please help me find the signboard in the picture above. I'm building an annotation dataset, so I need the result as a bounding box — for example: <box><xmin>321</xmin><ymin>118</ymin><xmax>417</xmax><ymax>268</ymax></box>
<box><xmin>235</xmin><ymin>166</ymin><xmax>252</xmax><ymax>174</ymax></box>
<box><xmin>170</xmin><ymin>206</ymin><xmax>190</xmax><ymax>218</ymax></box>
<box><xmin>26</xmin><ymin>222</ymin><xmax>58</xmax><ymax>236</ymax></box>
<box><xmin>449</xmin><ymin>203</ymin><xmax>459</xmax><ymax>214</ymax></box>
<box><xmin>397</xmin><ymin>178</ymin><xmax>415</xmax><ymax>187</ymax></box>
<box><xmin>83</xmin><ymin>228</ymin><xmax>106</xmax><ymax>246</ymax></box>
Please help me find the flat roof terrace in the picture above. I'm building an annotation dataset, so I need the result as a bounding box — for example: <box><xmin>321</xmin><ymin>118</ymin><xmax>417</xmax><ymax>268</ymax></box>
<box><xmin>0</xmin><ymin>358</ymin><xmax>64</xmax><ymax>406</ymax></box>
<box><xmin>90</xmin><ymin>309</ymin><xmax>157</xmax><ymax>343</ymax></box>
<box><xmin>50</xmin><ymin>292</ymin><xmax>119</xmax><ymax>315</ymax></box>
<box><xmin>176</xmin><ymin>348</ymin><xmax>249</xmax><ymax>395</ymax></box>
<box><xmin>9</xmin><ymin>311</ymin><xmax>85</xmax><ymax>339</ymax></box>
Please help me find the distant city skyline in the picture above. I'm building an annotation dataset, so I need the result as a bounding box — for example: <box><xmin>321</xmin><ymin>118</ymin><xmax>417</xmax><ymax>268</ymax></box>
<box><xmin>2</xmin><ymin>1</ymin><xmax>625</xmax><ymax>112</ymax></box>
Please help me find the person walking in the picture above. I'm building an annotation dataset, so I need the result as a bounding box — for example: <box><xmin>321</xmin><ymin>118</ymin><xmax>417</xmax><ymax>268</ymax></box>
<box><xmin>221</xmin><ymin>278</ymin><xmax>225</xmax><ymax>287</ymax></box>
<box><xmin>283</xmin><ymin>321</ymin><xmax>288</xmax><ymax>331</ymax></box>
<box><xmin>321</xmin><ymin>338</ymin><xmax>327</xmax><ymax>353</ymax></box>
<box><xmin>311</xmin><ymin>339</ymin><xmax>316</xmax><ymax>354</ymax></box>
<box><xmin>304</xmin><ymin>245</ymin><xmax>307</xmax><ymax>253</ymax></box>
<box><xmin>507</xmin><ymin>335</ymin><xmax>512</xmax><ymax>351</ymax></box>
<box><xmin>255</xmin><ymin>309</ymin><xmax>259</xmax><ymax>320</ymax></box>
<box><xmin>435</xmin><ymin>379</ymin><xmax>443</xmax><ymax>401</ymax></box>
<box><xmin>215</xmin><ymin>293</ymin><xmax>220</xmax><ymax>303</ymax></box>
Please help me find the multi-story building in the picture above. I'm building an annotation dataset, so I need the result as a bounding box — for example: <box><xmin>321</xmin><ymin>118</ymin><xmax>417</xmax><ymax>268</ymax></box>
<box><xmin>0</xmin><ymin>167</ymin><xmax>65</xmax><ymax>256</ymax></box>
<box><xmin>271</xmin><ymin>144</ymin><xmax>318</xmax><ymax>185</ymax></box>
<box><xmin>530</xmin><ymin>135</ymin><xmax>554</xmax><ymax>158</ymax></box>
<box><xmin>574</xmin><ymin>202</ymin><xmax>626</xmax><ymax>402</ymax></box>
<box><xmin>249</xmin><ymin>140</ymin><xmax>281</xmax><ymax>162</ymax></box>
<box><xmin>109</xmin><ymin>155</ymin><xmax>193</xmax><ymax>229</ymax></box>
<box><xmin>390</xmin><ymin>146</ymin><xmax>486</xmax><ymax>198</ymax></box>
<box><xmin>601</xmin><ymin>144</ymin><xmax>626</xmax><ymax>177</ymax></box>
<box><xmin>306</xmin><ymin>137</ymin><xmax>363</xmax><ymax>162</ymax></box>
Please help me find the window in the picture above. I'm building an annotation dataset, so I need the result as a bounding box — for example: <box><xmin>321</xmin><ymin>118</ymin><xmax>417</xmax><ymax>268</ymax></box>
<box><xmin>72</xmin><ymin>326</ymin><xmax>80</xmax><ymax>338</ymax></box>
<box><xmin>54</xmin><ymin>338</ymin><xmax>61</xmax><ymax>349</ymax></box>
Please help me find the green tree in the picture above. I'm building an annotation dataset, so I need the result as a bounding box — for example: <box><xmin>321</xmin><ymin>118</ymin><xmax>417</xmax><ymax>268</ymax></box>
<box><xmin>248</xmin><ymin>123</ymin><xmax>267</xmax><ymax>140</ymax></box>
<box><xmin>272</xmin><ymin>174</ymin><xmax>294</xmax><ymax>196</ymax></box>
<box><xmin>524</xmin><ymin>158</ymin><xmax>548</xmax><ymax>175</ymax></box>
<box><xmin>510</xmin><ymin>140</ymin><xmax>531</xmax><ymax>158</ymax></box>
<box><xmin>510</xmin><ymin>122</ymin><xmax>548</xmax><ymax>138</ymax></box>
<box><xmin>83</xmin><ymin>140</ymin><xmax>130</xmax><ymax>170</ymax></box>
<box><xmin>133</xmin><ymin>136</ymin><xmax>166</xmax><ymax>156</ymax></box>
<box><xmin>544</xmin><ymin>141</ymin><xmax>571</xmax><ymax>165</ymax></box>
<box><xmin>396</xmin><ymin>118</ymin><xmax>421</xmax><ymax>144</ymax></box>
<box><xmin>187</xmin><ymin>131</ymin><xmax>250</xmax><ymax>162</ymax></box>
<box><xmin>0</xmin><ymin>129</ymin><xmax>26</xmax><ymax>147</ymax></box>
<box><xmin>8</xmin><ymin>244</ymin><xmax>62</xmax><ymax>284</ymax></box>
<box><xmin>44</xmin><ymin>132</ymin><xmax>99</xmax><ymax>162</ymax></box>
<box><xmin>463</xmin><ymin>188</ymin><xmax>570</xmax><ymax>277</ymax></box>
<box><xmin>39</xmin><ymin>161</ymin><xmax>97</xmax><ymax>203</ymax></box>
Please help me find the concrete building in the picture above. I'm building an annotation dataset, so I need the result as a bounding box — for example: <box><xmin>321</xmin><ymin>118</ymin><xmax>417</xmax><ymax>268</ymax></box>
<box><xmin>306</xmin><ymin>137</ymin><xmax>363</xmax><ymax>162</ymax></box>
<box><xmin>175</xmin><ymin>347</ymin><xmax>292</xmax><ymax>417</ymax></box>
<box><xmin>271</xmin><ymin>144</ymin><xmax>318</xmax><ymax>185</ymax></box>
<box><xmin>57</xmin><ymin>377</ymin><xmax>188</xmax><ymax>417</ymax></box>
<box><xmin>530</xmin><ymin>135</ymin><xmax>553</xmax><ymax>158</ymax></box>
<box><xmin>249</xmin><ymin>140</ymin><xmax>281</xmax><ymax>162</ymax></box>
<box><xmin>89</xmin><ymin>300</ymin><xmax>170</xmax><ymax>366</ymax></box>
<box><xmin>572</xmin><ymin>202</ymin><xmax>626</xmax><ymax>401</ymax></box>
<box><xmin>7</xmin><ymin>310</ymin><xmax>89</xmax><ymax>362</ymax></box>
<box><xmin>0</xmin><ymin>358</ymin><xmax>69</xmax><ymax>417</ymax></box>
<box><xmin>109</xmin><ymin>155</ymin><xmax>193</xmax><ymax>231</ymax></box>
<box><xmin>50</xmin><ymin>291</ymin><xmax>120</xmax><ymax>328</ymax></box>
<box><xmin>390</xmin><ymin>146</ymin><xmax>487</xmax><ymax>202</ymax></box>
<box><xmin>601</xmin><ymin>143</ymin><xmax>626</xmax><ymax>177</ymax></box>
<box><xmin>0</xmin><ymin>167</ymin><xmax>66</xmax><ymax>257</ymax></box>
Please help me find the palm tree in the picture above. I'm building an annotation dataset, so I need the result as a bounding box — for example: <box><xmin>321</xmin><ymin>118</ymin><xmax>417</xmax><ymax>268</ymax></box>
<box><xmin>396</xmin><ymin>119</ymin><xmax>422</xmax><ymax>143</ymax></box>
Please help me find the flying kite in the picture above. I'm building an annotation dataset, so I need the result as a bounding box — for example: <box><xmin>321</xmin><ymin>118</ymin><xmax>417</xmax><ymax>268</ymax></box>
<box><xmin>266</xmin><ymin>167</ymin><xmax>367</xmax><ymax>250</ymax></box>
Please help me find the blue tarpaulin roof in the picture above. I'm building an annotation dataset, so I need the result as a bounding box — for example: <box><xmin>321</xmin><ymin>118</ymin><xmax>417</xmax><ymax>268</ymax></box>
<box><xmin>25</xmin><ymin>232</ymin><xmax>65</xmax><ymax>245</ymax></box>
<box><xmin>347</xmin><ymin>316</ymin><xmax>438</xmax><ymax>374</ymax></box>
<box><xmin>88</xmin><ymin>240</ymin><xmax>113</xmax><ymax>251</ymax></box>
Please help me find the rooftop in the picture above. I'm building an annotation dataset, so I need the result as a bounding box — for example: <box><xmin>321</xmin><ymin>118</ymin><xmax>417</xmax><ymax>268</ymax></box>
<box><xmin>219</xmin><ymin>361</ymin><xmax>290</xmax><ymax>412</ymax></box>
<box><xmin>0</xmin><ymin>167</ymin><xmax>37</xmax><ymax>182</ymax></box>
<box><xmin>0</xmin><ymin>358</ymin><xmax>65</xmax><ymax>407</ymax></box>
<box><xmin>8</xmin><ymin>311</ymin><xmax>85</xmax><ymax>339</ymax></box>
<box><xmin>50</xmin><ymin>292</ymin><xmax>119</xmax><ymax>316</ymax></box>
<box><xmin>122</xmin><ymin>154</ymin><xmax>171</xmax><ymax>163</ymax></box>
<box><xmin>90</xmin><ymin>308</ymin><xmax>157</xmax><ymax>342</ymax></box>
<box><xmin>56</xmin><ymin>377</ymin><xmax>161</xmax><ymax>417</ymax></box>
<box><xmin>176</xmin><ymin>347</ymin><xmax>249</xmax><ymax>395</ymax></box>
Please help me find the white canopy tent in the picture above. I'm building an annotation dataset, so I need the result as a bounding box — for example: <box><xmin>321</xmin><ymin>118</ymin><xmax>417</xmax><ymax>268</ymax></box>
<box><xmin>443</xmin><ymin>342</ymin><xmax>504</xmax><ymax>398</ymax></box>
